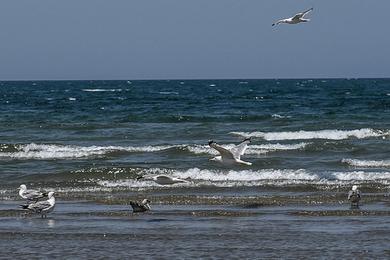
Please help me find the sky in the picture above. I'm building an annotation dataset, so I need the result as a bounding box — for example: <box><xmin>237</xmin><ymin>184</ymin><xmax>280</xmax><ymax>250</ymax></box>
<box><xmin>0</xmin><ymin>0</ymin><xmax>389</xmax><ymax>80</ymax></box>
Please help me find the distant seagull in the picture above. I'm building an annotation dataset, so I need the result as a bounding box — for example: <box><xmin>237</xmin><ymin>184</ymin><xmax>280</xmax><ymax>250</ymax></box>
<box><xmin>348</xmin><ymin>185</ymin><xmax>361</xmax><ymax>208</ymax></box>
<box><xmin>209</xmin><ymin>138</ymin><xmax>252</xmax><ymax>166</ymax></box>
<box><xmin>137</xmin><ymin>174</ymin><xmax>188</xmax><ymax>185</ymax></box>
<box><xmin>129</xmin><ymin>199</ymin><xmax>151</xmax><ymax>213</ymax></box>
<box><xmin>18</xmin><ymin>184</ymin><xmax>48</xmax><ymax>202</ymax></box>
<box><xmin>272</xmin><ymin>8</ymin><xmax>313</xmax><ymax>26</ymax></box>
<box><xmin>20</xmin><ymin>191</ymin><xmax>56</xmax><ymax>218</ymax></box>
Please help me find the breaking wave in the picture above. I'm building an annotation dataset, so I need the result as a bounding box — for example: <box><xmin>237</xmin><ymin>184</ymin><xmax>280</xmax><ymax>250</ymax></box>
<box><xmin>96</xmin><ymin>168</ymin><xmax>390</xmax><ymax>189</ymax></box>
<box><xmin>342</xmin><ymin>159</ymin><xmax>390</xmax><ymax>168</ymax></box>
<box><xmin>0</xmin><ymin>142</ymin><xmax>308</xmax><ymax>160</ymax></box>
<box><xmin>186</xmin><ymin>143</ymin><xmax>308</xmax><ymax>155</ymax></box>
<box><xmin>0</xmin><ymin>143</ymin><xmax>176</xmax><ymax>159</ymax></box>
<box><xmin>231</xmin><ymin>128</ymin><xmax>389</xmax><ymax>141</ymax></box>
<box><xmin>82</xmin><ymin>89</ymin><xmax>123</xmax><ymax>92</ymax></box>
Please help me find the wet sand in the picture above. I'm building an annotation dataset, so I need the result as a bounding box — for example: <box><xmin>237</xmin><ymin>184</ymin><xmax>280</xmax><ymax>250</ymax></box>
<box><xmin>1</xmin><ymin>197</ymin><xmax>390</xmax><ymax>259</ymax></box>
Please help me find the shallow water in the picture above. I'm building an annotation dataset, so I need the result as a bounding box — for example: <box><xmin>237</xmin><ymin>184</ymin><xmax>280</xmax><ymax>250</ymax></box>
<box><xmin>1</xmin><ymin>201</ymin><xmax>390</xmax><ymax>258</ymax></box>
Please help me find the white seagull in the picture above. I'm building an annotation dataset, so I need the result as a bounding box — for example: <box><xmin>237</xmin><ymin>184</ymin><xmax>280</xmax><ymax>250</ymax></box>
<box><xmin>137</xmin><ymin>174</ymin><xmax>188</xmax><ymax>185</ymax></box>
<box><xmin>209</xmin><ymin>138</ymin><xmax>252</xmax><ymax>166</ymax></box>
<box><xmin>272</xmin><ymin>8</ymin><xmax>313</xmax><ymax>26</ymax></box>
<box><xmin>18</xmin><ymin>184</ymin><xmax>48</xmax><ymax>202</ymax></box>
<box><xmin>20</xmin><ymin>191</ymin><xmax>56</xmax><ymax>218</ymax></box>
<box><xmin>129</xmin><ymin>199</ymin><xmax>151</xmax><ymax>213</ymax></box>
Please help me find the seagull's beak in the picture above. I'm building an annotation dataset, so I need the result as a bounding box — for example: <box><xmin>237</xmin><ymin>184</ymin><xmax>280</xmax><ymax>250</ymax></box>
<box><xmin>17</xmin><ymin>187</ymin><xmax>21</xmax><ymax>190</ymax></box>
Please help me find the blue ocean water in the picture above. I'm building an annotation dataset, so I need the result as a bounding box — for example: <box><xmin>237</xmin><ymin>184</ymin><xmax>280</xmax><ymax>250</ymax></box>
<box><xmin>0</xmin><ymin>79</ymin><xmax>389</xmax><ymax>192</ymax></box>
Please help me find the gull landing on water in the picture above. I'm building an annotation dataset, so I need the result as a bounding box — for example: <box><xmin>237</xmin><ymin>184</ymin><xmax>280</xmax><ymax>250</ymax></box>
<box><xmin>272</xmin><ymin>8</ymin><xmax>313</xmax><ymax>26</ymax></box>
<box><xmin>137</xmin><ymin>174</ymin><xmax>188</xmax><ymax>185</ymax></box>
<box><xmin>209</xmin><ymin>138</ymin><xmax>252</xmax><ymax>166</ymax></box>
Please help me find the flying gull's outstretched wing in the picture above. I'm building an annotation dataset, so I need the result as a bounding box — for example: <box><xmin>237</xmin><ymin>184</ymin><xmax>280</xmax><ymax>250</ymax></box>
<box><xmin>231</xmin><ymin>138</ymin><xmax>251</xmax><ymax>160</ymax></box>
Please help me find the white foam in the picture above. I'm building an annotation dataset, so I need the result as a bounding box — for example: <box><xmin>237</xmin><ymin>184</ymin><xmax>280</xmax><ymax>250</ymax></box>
<box><xmin>332</xmin><ymin>171</ymin><xmax>390</xmax><ymax>181</ymax></box>
<box><xmin>0</xmin><ymin>143</ymin><xmax>178</xmax><ymax>159</ymax></box>
<box><xmin>83</xmin><ymin>168</ymin><xmax>390</xmax><ymax>190</ymax></box>
<box><xmin>159</xmin><ymin>91</ymin><xmax>179</xmax><ymax>95</ymax></box>
<box><xmin>95</xmin><ymin>168</ymin><xmax>318</xmax><ymax>189</ymax></box>
<box><xmin>231</xmin><ymin>128</ymin><xmax>388</xmax><ymax>141</ymax></box>
<box><xmin>342</xmin><ymin>159</ymin><xmax>390</xmax><ymax>167</ymax></box>
<box><xmin>82</xmin><ymin>89</ymin><xmax>123</xmax><ymax>92</ymax></box>
<box><xmin>175</xmin><ymin>168</ymin><xmax>317</xmax><ymax>181</ymax></box>
<box><xmin>0</xmin><ymin>142</ymin><xmax>309</xmax><ymax>160</ymax></box>
<box><xmin>271</xmin><ymin>114</ymin><xmax>290</xmax><ymax>119</ymax></box>
<box><xmin>186</xmin><ymin>143</ymin><xmax>308</xmax><ymax>155</ymax></box>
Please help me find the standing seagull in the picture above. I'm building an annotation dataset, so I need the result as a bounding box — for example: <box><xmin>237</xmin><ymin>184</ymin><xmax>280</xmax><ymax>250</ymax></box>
<box><xmin>20</xmin><ymin>191</ymin><xmax>56</xmax><ymax>218</ymax></box>
<box><xmin>18</xmin><ymin>184</ymin><xmax>48</xmax><ymax>202</ymax></box>
<box><xmin>137</xmin><ymin>174</ymin><xmax>188</xmax><ymax>185</ymax></box>
<box><xmin>348</xmin><ymin>185</ymin><xmax>361</xmax><ymax>209</ymax></box>
<box><xmin>129</xmin><ymin>199</ymin><xmax>151</xmax><ymax>213</ymax></box>
<box><xmin>209</xmin><ymin>138</ymin><xmax>252</xmax><ymax>166</ymax></box>
<box><xmin>272</xmin><ymin>8</ymin><xmax>313</xmax><ymax>26</ymax></box>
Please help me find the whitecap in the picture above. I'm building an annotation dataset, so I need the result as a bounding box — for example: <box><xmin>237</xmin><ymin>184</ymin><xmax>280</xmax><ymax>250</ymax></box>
<box><xmin>342</xmin><ymin>159</ymin><xmax>390</xmax><ymax>168</ymax></box>
<box><xmin>332</xmin><ymin>171</ymin><xmax>390</xmax><ymax>181</ymax></box>
<box><xmin>271</xmin><ymin>114</ymin><xmax>290</xmax><ymax>119</ymax></box>
<box><xmin>0</xmin><ymin>143</ymin><xmax>179</xmax><ymax>160</ymax></box>
<box><xmin>82</xmin><ymin>89</ymin><xmax>122</xmax><ymax>92</ymax></box>
<box><xmin>186</xmin><ymin>143</ymin><xmax>308</xmax><ymax>155</ymax></box>
<box><xmin>159</xmin><ymin>91</ymin><xmax>179</xmax><ymax>95</ymax></box>
<box><xmin>231</xmin><ymin>128</ymin><xmax>389</xmax><ymax>141</ymax></box>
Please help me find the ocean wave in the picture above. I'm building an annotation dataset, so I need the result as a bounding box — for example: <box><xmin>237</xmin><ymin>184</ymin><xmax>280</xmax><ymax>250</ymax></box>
<box><xmin>96</xmin><ymin>168</ymin><xmax>317</xmax><ymax>188</ymax></box>
<box><xmin>342</xmin><ymin>159</ymin><xmax>390</xmax><ymax>167</ymax></box>
<box><xmin>231</xmin><ymin>128</ymin><xmax>389</xmax><ymax>141</ymax></box>
<box><xmin>332</xmin><ymin>171</ymin><xmax>390</xmax><ymax>180</ymax></box>
<box><xmin>271</xmin><ymin>114</ymin><xmax>291</xmax><ymax>119</ymax></box>
<box><xmin>96</xmin><ymin>168</ymin><xmax>390</xmax><ymax>189</ymax></box>
<box><xmin>82</xmin><ymin>89</ymin><xmax>123</xmax><ymax>92</ymax></box>
<box><xmin>0</xmin><ymin>143</ymin><xmax>176</xmax><ymax>159</ymax></box>
<box><xmin>186</xmin><ymin>143</ymin><xmax>308</xmax><ymax>155</ymax></box>
<box><xmin>173</xmin><ymin>168</ymin><xmax>316</xmax><ymax>181</ymax></box>
<box><xmin>0</xmin><ymin>142</ymin><xmax>308</xmax><ymax>160</ymax></box>
<box><xmin>159</xmin><ymin>91</ymin><xmax>179</xmax><ymax>95</ymax></box>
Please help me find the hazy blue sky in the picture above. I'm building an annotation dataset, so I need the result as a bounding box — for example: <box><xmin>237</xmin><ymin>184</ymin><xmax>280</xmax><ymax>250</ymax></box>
<box><xmin>0</xmin><ymin>0</ymin><xmax>389</xmax><ymax>80</ymax></box>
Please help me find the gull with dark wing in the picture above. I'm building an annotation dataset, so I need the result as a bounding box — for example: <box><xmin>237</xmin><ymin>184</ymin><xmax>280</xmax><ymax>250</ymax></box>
<box><xmin>137</xmin><ymin>174</ymin><xmax>188</xmax><ymax>185</ymax></box>
<box><xmin>20</xmin><ymin>191</ymin><xmax>56</xmax><ymax>218</ymax></box>
<box><xmin>129</xmin><ymin>199</ymin><xmax>151</xmax><ymax>213</ymax></box>
<box><xmin>272</xmin><ymin>8</ymin><xmax>313</xmax><ymax>26</ymax></box>
<box><xmin>209</xmin><ymin>138</ymin><xmax>252</xmax><ymax>166</ymax></box>
<box><xmin>18</xmin><ymin>184</ymin><xmax>48</xmax><ymax>202</ymax></box>
<box><xmin>348</xmin><ymin>185</ymin><xmax>361</xmax><ymax>209</ymax></box>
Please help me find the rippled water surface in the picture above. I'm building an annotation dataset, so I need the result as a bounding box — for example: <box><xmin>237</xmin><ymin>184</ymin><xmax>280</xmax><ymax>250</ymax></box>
<box><xmin>1</xmin><ymin>79</ymin><xmax>389</xmax><ymax>258</ymax></box>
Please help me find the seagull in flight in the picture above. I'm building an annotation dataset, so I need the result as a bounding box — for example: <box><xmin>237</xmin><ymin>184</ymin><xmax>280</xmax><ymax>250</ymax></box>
<box><xmin>272</xmin><ymin>8</ymin><xmax>313</xmax><ymax>26</ymax></box>
<box><xmin>129</xmin><ymin>199</ymin><xmax>151</xmax><ymax>213</ymax></box>
<box><xmin>18</xmin><ymin>184</ymin><xmax>48</xmax><ymax>202</ymax></box>
<box><xmin>208</xmin><ymin>138</ymin><xmax>252</xmax><ymax>166</ymax></box>
<box><xmin>137</xmin><ymin>174</ymin><xmax>188</xmax><ymax>185</ymax></box>
<box><xmin>20</xmin><ymin>191</ymin><xmax>56</xmax><ymax>218</ymax></box>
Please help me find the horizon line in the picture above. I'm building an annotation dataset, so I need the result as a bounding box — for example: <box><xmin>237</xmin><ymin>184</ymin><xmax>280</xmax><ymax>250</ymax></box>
<box><xmin>0</xmin><ymin>76</ymin><xmax>389</xmax><ymax>82</ymax></box>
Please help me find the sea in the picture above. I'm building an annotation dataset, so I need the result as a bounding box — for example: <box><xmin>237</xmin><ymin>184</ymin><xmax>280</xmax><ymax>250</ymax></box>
<box><xmin>0</xmin><ymin>79</ymin><xmax>389</xmax><ymax>258</ymax></box>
